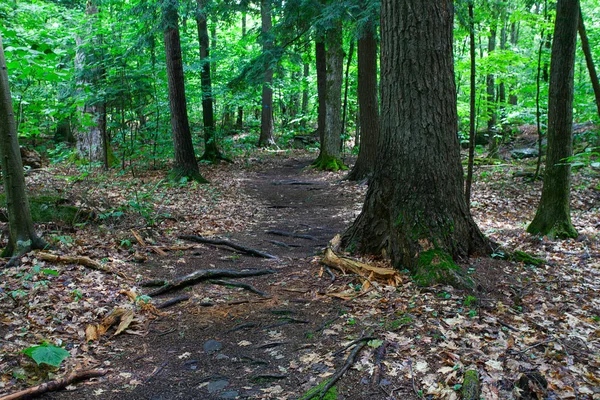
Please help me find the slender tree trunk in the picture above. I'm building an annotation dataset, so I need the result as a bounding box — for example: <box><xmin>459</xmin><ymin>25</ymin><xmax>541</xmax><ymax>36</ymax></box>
<box><xmin>487</xmin><ymin>25</ymin><xmax>498</xmax><ymax>158</ymax></box>
<box><xmin>258</xmin><ymin>0</ymin><xmax>275</xmax><ymax>147</ymax></box>
<box><xmin>196</xmin><ymin>0</ymin><xmax>222</xmax><ymax>162</ymax></box>
<box><xmin>578</xmin><ymin>8</ymin><xmax>600</xmax><ymax>120</ymax></box>
<box><xmin>508</xmin><ymin>20</ymin><xmax>519</xmax><ymax>106</ymax></box>
<box><xmin>313</xmin><ymin>21</ymin><xmax>344</xmax><ymax>170</ymax></box>
<box><xmin>236</xmin><ymin>12</ymin><xmax>246</xmax><ymax>129</ymax></box>
<box><xmin>527</xmin><ymin>0</ymin><xmax>579</xmax><ymax>239</ymax></box>
<box><xmin>465</xmin><ymin>0</ymin><xmax>477</xmax><ymax>204</ymax></box>
<box><xmin>300</xmin><ymin>61</ymin><xmax>309</xmax><ymax>130</ymax></box>
<box><xmin>315</xmin><ymin>38</ymin><xmax>326</xmax><ymax>143</ymax></box>
<box><xmin>75</xmin><ymin>1</ymin><xmax>108</xmax><ymax>165</ymax></box>
<box><xmin>340</xmin><ymin>39</ymin><xmax>354</xmax><ymax>152</ymax></box>
<box><xmin>342</xmin><ymin>0</ymin><xmax>490</xmax><ymax>282</ymax></box>
<box><xmin>0</xmin><ymin>35</ymin><xmax>46</xmax><ymax>260</ymax></box>
<box><xmin>163</xmin><ymin>0</ymin><xmax>206</xmax><ymax>182</ymax></box>
<box><xmin>347</xmin><ymin>19</ymin><xmax>378</xmax><ymax>182</ymax></box>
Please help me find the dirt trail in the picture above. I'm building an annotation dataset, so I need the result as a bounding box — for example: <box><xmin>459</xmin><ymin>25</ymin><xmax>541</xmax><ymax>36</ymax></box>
<box><xmin>45</xmin><ymin>158</ymin><xmax>402</xmax><ymax>399</ymax></box>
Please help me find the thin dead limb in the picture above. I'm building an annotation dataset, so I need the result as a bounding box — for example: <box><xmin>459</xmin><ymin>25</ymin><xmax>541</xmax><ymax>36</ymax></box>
<box><xmin>307</xmin><ymin>340</ymin><xmax>369</xmax><ymax>400</ymax></box>
<box><xmin>207</xmin><ymin>279</ymin><xmax>268</xmax><ymax>296</ymax></box>
<box><xmin>145</xmin><ymin>361</ymin><xmax>168</xmax><ymax>383</ymax></box>
<box><xmin>146</xmin><ymin>269</ymin><xmax>275</xmax><ymax>296</ymax></box>
<box><xmin>226</xmin><ymin>322</ymin><xmax>258</xmax><ymax>333</ymax></box>
<box><xmin>0</xmin><ymin>369</ymin><xmax>107</xmax><ymax>400</ymax></box>
<box><xmin>408</xmin><ymin>360</ymin><xmax>422</xmax><ymax>398</ymax></box>
<box><xmin>179</xmin><ymin>235</ymin><xmax>278</xmax><ymax>259</ymax></box>
<box><xmin>266</xmin><ymin>229</ymin><xmax>317</xmax><ymax>240</ymax></box>
<box><xmin>36</xmin><ymin>252</ymin><xmax>114</xmax><ymax>274</ymax></box>
<box><xmin>333</xmin><ymin>336</ymin><xmax>376</xmax><ymax>357</ymax></box>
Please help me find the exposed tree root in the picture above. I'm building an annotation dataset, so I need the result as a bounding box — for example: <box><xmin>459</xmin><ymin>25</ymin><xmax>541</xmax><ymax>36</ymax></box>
<box><xmin>207</xmin><ymin>279</ymin><xmax>268</xmax><ymax>296</ymax></box>
<box><xmin>0</xmin><ymin>369</ymin><xmax>107</xmax><ymax>400</ymax></box>
<box><xmin>179</xmin><ymin>235</ymin><xmax>278</xmax><ymax>259</ymax></box>
<box><xmin>143</xmin><ymin>268</ymin><xmax>275</xmax><ymax>296</ymax></box>
<box><xmin>266</xmin><ymin>229</ymin><xmax>316</xmax><ymax>240</ymax></box>
<box><xmin>156</xmin><ymin>295</ymin><xmax>190</xmax><ymax>309</ymax></box>
<box><xmin>35</xmin><ymin>252</ymin><xmax>120</xmax><ymax>275</ymax></box>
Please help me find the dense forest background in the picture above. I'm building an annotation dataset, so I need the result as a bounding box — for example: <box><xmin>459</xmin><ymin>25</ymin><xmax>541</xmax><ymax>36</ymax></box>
<box><xmin>1</xmin><ymin>0</ymin><xmax>598</xmax><ymax>169</ymax></box>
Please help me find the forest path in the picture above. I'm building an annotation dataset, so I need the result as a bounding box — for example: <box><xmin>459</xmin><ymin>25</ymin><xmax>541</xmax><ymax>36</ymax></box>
<box><xmin>45</xmin><ymin>156</ymin><xmax>406</xmax><ymax>400</ymax></box>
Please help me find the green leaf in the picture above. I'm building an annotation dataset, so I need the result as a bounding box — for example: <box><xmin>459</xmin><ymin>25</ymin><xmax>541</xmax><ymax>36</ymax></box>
<box><xmin>22</xmin><ymin>343</ymin><xmax>70</xmax><ymax>367</ymax></box>
<box><xmin>42</xmin><ymin>269</ymin><xmax>59</xmax><ymax>276</ymax></box>
<box><xmin>367</xmin><ymin>339</ymin><xmax>384</xmax><ymax>348</ymax></box>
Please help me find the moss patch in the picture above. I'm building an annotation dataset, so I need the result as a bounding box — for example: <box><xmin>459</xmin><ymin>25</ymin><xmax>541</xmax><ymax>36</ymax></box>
<box><xmin>462</xmin><ymin>369</ymin><xmax>480</xmax><ymax>400</ymax></box>
<box><xmin>299</xmin><ymin>379</ymin><xmax>338</xmax><ymax>400</ymax></box>
<box><xmin>312</xmin><ymin>154</ymin><xmax>347</xmax><ymax>172</ymax></box>
<box><xmin>0</xmin><ymin>195</ymin><xmax>91</xmax><ymax>225</ymax></box>
<box><xmin>414</xmin><ymin>249</ymin><xmax>472</xmax><ymax>288</ymax></box>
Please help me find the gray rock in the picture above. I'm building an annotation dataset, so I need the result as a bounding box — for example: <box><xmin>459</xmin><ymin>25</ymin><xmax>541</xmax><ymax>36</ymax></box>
<box><xmin>511</xmin><ymin>147</ymin><xmax>539</xmax><ymax>159</ymax></box>
<box><xmin>204</xmin><ymin>339</ymin><xmax>224</xmax><ymax>353</ymax></box>
<box><xmin>220</xmin><ymin>391</ymin><xmax>239</xmax><ymax>399</ymax></box>
<box><xmin>207</xmin><ymin>380</ymin><xmax>229</xmax><ymax>393</ymax></box>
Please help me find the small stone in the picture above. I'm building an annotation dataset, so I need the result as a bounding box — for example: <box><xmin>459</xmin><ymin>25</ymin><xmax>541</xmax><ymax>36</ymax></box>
<box><xmin>220</xmin><ymin>391</ymin><xmax>239</xmax><ymax>399</ymax></box>
<box><xmin>204</xmin><ymin>339</ymin><xmax>224</xmax><ymax>353</ymax></box>
<box><xmin>207</xmin><ymin>380</ymin><xmax>229</xmax><ymax>393</ymax></box>
<box><xmin>215</xmin><ymin>353</ymin><xmax>229</xmax><ymax>360</ymax></box>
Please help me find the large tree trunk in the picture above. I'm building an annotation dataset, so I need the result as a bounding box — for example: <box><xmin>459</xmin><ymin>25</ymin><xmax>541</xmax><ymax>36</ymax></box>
<box><xmin>196</xmin><ymin>0</ymin><xmax>222</xmax><ymax>163</ymax></box>
<box><xmin>313</xmin><ymin>21</ymin><xmax>344</xmax><ymax>171</ymax></box>
<box><xmin>258</xmin><ymin>0</ymin><xmax>275</xmax><ymax>147</ymax></box>
<box><xmin>527</xmin><ymin>0</ymin><xmax>579</xmax><ymax>239</ymax></box>
<box><xmin>75</xmin><ymin>1</ymin><xmax>108</xmax><ymax>165</ymax></box>
<box><xmin>163</xmin><ymin>0</ymin><xmax>205</xmax><ymax>182</ymax></box>
<box><xmin>341</xmin><ymin>0</ymin><xmax>490</xmax><ymax>283</ymax></box>
<box><xmin>0</xmin><ymin>35</ymin><xmax>46</xmax><ymax>259</ymax></box>
<box><xmin>347</xmin><ymin>18</ymin><xmax>379</xmax><ymax>182</ymax></box>
<box><xmin>315</xmin><ymin>38</ymin><xmax>326</xmax><ymax>144</ymax></box>
<box><xmin>578</xmin><ymin>8</ymin><xmax>600</xmax><ymax>120</ymax></box>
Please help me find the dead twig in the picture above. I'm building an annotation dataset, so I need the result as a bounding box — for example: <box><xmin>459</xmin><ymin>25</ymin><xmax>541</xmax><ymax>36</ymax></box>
<box><xmin>146</xmin><ymin>269</ymin><xmax>275</xmax><ymax>296</ymax></box>
<box><xmin>179</xmin><ymin>235</ymin><xmax>278</xmax><ymax>259</ymax></box>
<box><xmin>145</xmin><ymin>361</ymin><xmax>168</xmax><ymax>383</ymax></box>
<box><xmin>36</xmin><ymin>252</ymin><xmax>116</xmax><ymax>275</ymax></box>
<box><xmin>333</xmin><ymin>336</ymin><xmax>376</xmax><ymax>357</ymax></box>
<box><xmin>408</xmin><ymin>360</ymin><xmax>422</xmax><ymax>398</ymax></box>
<box><xmin>0</xmin><ymin>369</ymin><xmax>107</xmax><ymax>400</ymax></box>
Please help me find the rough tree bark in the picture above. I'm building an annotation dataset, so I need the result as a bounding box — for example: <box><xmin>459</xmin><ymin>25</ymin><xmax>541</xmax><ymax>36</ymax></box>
<box><xmin>313</xmin><ymin>20</ymin><xmax>345</xmax><ymax>171</ymax></box>
<box><xmin>258</xmin><ymin>0</ymin><xmax>275</xmax><ymax>147</ymax></box>
<box><xmin>0</xmin><ymin>34</ymin><xmax>46</xmax><ymax>260</ymax></box>
<box><xmin>578</xmin><ymin>7</ymin><xmax>600</xmax><ymax>120</ymax></box>
<box><xmin>465</xmin><ymin>0</ymin><xmax>477</xmax><ymax>204</ymax></box>
<box><xmin>196</xmin><ymin>0</ymin><xmax>223</xmax><ymax>163</ymax></box>
<box><xmin>347</xmin><ymin>16</ymin><xmax>379</xmax><ymax>182</ymax></box>
<box><xmin>341</xmin><ymin>0</ymin><xmax>490</xmax><ymax>284</ymax></box>
<box><xmin>162</xmin><ymin>0</ymin><xmax>206</xmax><ymax>182</ymax></box>
<box><xmin>527</xmin><ymin>0</ymin><xmax>579</xmax><ymax>239</ymax></box>
<box><xmin>74</xmin><ymin>0</ymin><xmax>108</xmax><ymax>166</ymax></box>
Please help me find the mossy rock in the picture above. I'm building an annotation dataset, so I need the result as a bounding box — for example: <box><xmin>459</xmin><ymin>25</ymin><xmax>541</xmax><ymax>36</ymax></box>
<box><xmin>462</xmin><ymin>368</ymin><xmax>480</xmax><ymax>400</ymax></box>
<box><xmin>510</xmin><ymin>250</ymin><xmax>545</xmax><ymax>266</ymax></box>
<box><xmin>414</xmin><ymin>249</ymin><xmax>473</xmax><ymax>288</ymax></box>
<box><xmin>0</xmin><ymin>195</ymin><xmax>92</xmax><ymax>225</ymax></box>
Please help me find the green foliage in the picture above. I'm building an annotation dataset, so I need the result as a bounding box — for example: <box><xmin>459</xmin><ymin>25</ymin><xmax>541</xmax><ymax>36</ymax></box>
<box><xmin>299</xmin><ymin>378</ymin><xmax>338</xmax><ymax>400</ymax></box>
<box><xmin>22</xmin><ymin>343</ymin><xmax>70</xmax><ymax>367</ymax></box>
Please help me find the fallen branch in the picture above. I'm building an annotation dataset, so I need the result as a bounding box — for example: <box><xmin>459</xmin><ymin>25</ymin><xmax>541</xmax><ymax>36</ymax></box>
<box><xmin>179</xmin><ymin>235</ymin><xmax>278</xmax><ymax>259</ymax></box>
<box><xmin>307</xmin><ymin>340</ymin><xmax>369</xmax><ymax>400</ymax></box>
<box><xmin>266</xmin><ymin>229</ymin><xmax>317</xmax><ymax>240</ymax></box>
<box><xmin>333</xmin><ymin>336</ymin><xmax>377</xmax><ymax>357</ymax></box>
<box><xmin>208</xmin><ymin>279</ymin><xmax>268</xmax><ymax>296</ymax></box>
<box><xmin>147</xmin><ymin>269</ymin><xmax>275</xmax><ymax>296</ymax></box>
<box><xmin>226</xmin><ymin>322</ymin><xmax>258</xmax><ymax>333</ymax></box>
<box><xmin>36</xmin><ymin>252</ymin><xmax>114</xmax><ymax>274</ymax></box>
<box><xmin>321</xmin><ymin>248</ymin><xmax>402</xmax><ymax>286</ymax></box>
<box><xmin>0</xmin><ymin>369</ymin><xmax>107</xmax><ymax>400</ymax></box>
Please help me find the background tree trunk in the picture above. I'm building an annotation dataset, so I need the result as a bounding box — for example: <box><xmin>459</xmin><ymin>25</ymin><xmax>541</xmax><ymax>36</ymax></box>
<box><xmin>313</xmin><ymin>21</ymin><xmax>344</xmax><ymax>171</ymax></box>
<box><xmin>196</xmin><ymin>0</ymin><xmax>222</xmax><ymax>162</ymax></box>
<box><xmin>347</xmin><ymin>18</ymin><xmax>378</xmax><ymax>182</ymax></box>
<box><xmin>342</xmin><ymin>0</ymin><xmax>489</xmax><ymax>281</ymax></box>
<box><xmin>75</xmin><ymin>1</ymin><xmax>108</xmax><ymax>165</ymax></box>
<box><xmin>465</xmin><ymin>0</ymin><xmax>477</xmax><ymax>204</ymax></box>
<box><xmin>163</xmin><ymin>0</ymin><xmax>205</xmax><ymax>182</ymax></box>
<box><xmin>527</xmin><ymin>0</ymin><xmax>579</xmax><ymax>239</ymax></box>
<box><xmin>578</xmin><ymin>8</ymin><xmax>600</xmax><ymax>120</ymax></box>
<box><xmin>315</xmin><ymin>38</ymin><xmax>326</xmax><ymax>143</ymax></box>
<box><xmin>0</xmin><ymin>35</ymin><xmax>46</xmax><ymax>259</ymax></box>
<box><xmin>258</xmin><ymin>0</ymin><xmax>275</xmax><ymax>147</ymax></box>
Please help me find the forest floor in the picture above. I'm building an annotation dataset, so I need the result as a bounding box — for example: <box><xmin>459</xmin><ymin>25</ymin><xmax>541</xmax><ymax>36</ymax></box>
<box><xmin>0</xmin><ymin>143</ymin><xmax>599</xmax><ymax>400</ymax></box>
